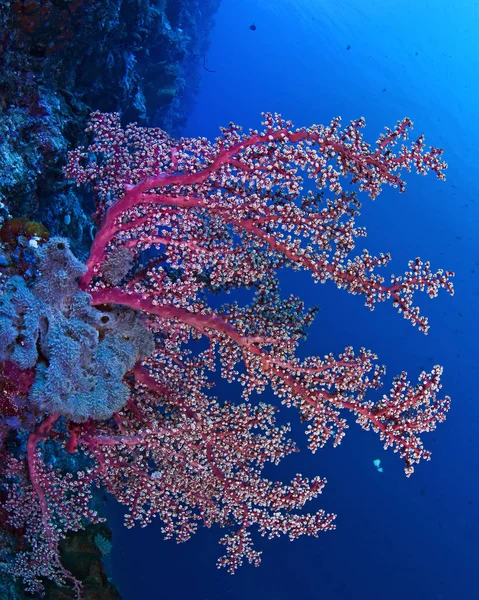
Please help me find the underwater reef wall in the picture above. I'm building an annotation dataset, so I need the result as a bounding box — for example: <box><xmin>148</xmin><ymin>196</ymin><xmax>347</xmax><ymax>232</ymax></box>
<box><xmin>0</xmin><ymin>2</ymin><xmax>219</xmax><ymax>597</ymax></box>
<box><xmin>0</xmin><ymin>0</ymin><xmax>220</xmax><ymax>254</ymax></box>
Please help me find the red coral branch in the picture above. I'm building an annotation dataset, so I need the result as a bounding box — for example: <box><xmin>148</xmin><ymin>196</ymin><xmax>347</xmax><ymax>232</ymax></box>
<box><xmin>0</xmin><ymin>113</ymin><xmax>453</xmax><ymax>594</ymax></box>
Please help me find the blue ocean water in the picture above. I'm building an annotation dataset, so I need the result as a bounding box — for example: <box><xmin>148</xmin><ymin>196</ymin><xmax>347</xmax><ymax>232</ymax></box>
<box><xmin>110</xmin><ymin>1</ymin><xmax>479</xmax><ymax>598</ymax></box>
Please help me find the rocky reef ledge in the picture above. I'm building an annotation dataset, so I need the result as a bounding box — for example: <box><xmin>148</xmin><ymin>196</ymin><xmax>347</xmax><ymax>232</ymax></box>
<box><xmin>0</xmin><ymin>0</ymin><xmax>220</xmax><ymax>253</ymax></box>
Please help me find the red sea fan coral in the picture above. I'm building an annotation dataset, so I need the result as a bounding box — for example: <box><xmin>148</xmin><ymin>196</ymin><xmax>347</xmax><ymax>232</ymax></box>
<box><xmin>0</xmin><ymin>112</ymin><xmax>453</xmax><ymax>597</ymax></box>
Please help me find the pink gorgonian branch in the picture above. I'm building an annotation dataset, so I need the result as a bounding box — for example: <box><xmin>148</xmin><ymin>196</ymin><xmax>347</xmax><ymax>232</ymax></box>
<box><xmin>2</xmin><ymin>112</ymin><xmax>451</xmax><ymax>592</ymax></box>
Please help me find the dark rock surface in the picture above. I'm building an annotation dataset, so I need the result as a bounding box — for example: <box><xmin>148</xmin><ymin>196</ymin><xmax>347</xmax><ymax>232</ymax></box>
<box><xmin>0</xmin><ymin>0</ymin><xmax>220</xmax><ymax>254</ymax></box>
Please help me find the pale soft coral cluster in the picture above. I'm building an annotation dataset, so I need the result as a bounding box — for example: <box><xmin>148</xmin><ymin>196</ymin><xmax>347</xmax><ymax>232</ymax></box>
<box><xmin>0</xmin><ymin>237</ymin><xmax>153</xmax><ymax>421</ymax></box>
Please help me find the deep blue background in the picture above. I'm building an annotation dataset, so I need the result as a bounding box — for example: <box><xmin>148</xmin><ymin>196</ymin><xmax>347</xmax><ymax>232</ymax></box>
<box><xmin>109</xmin><ymin>1</ymin><xmax>479</xmax><ymax>598</ymax></box>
